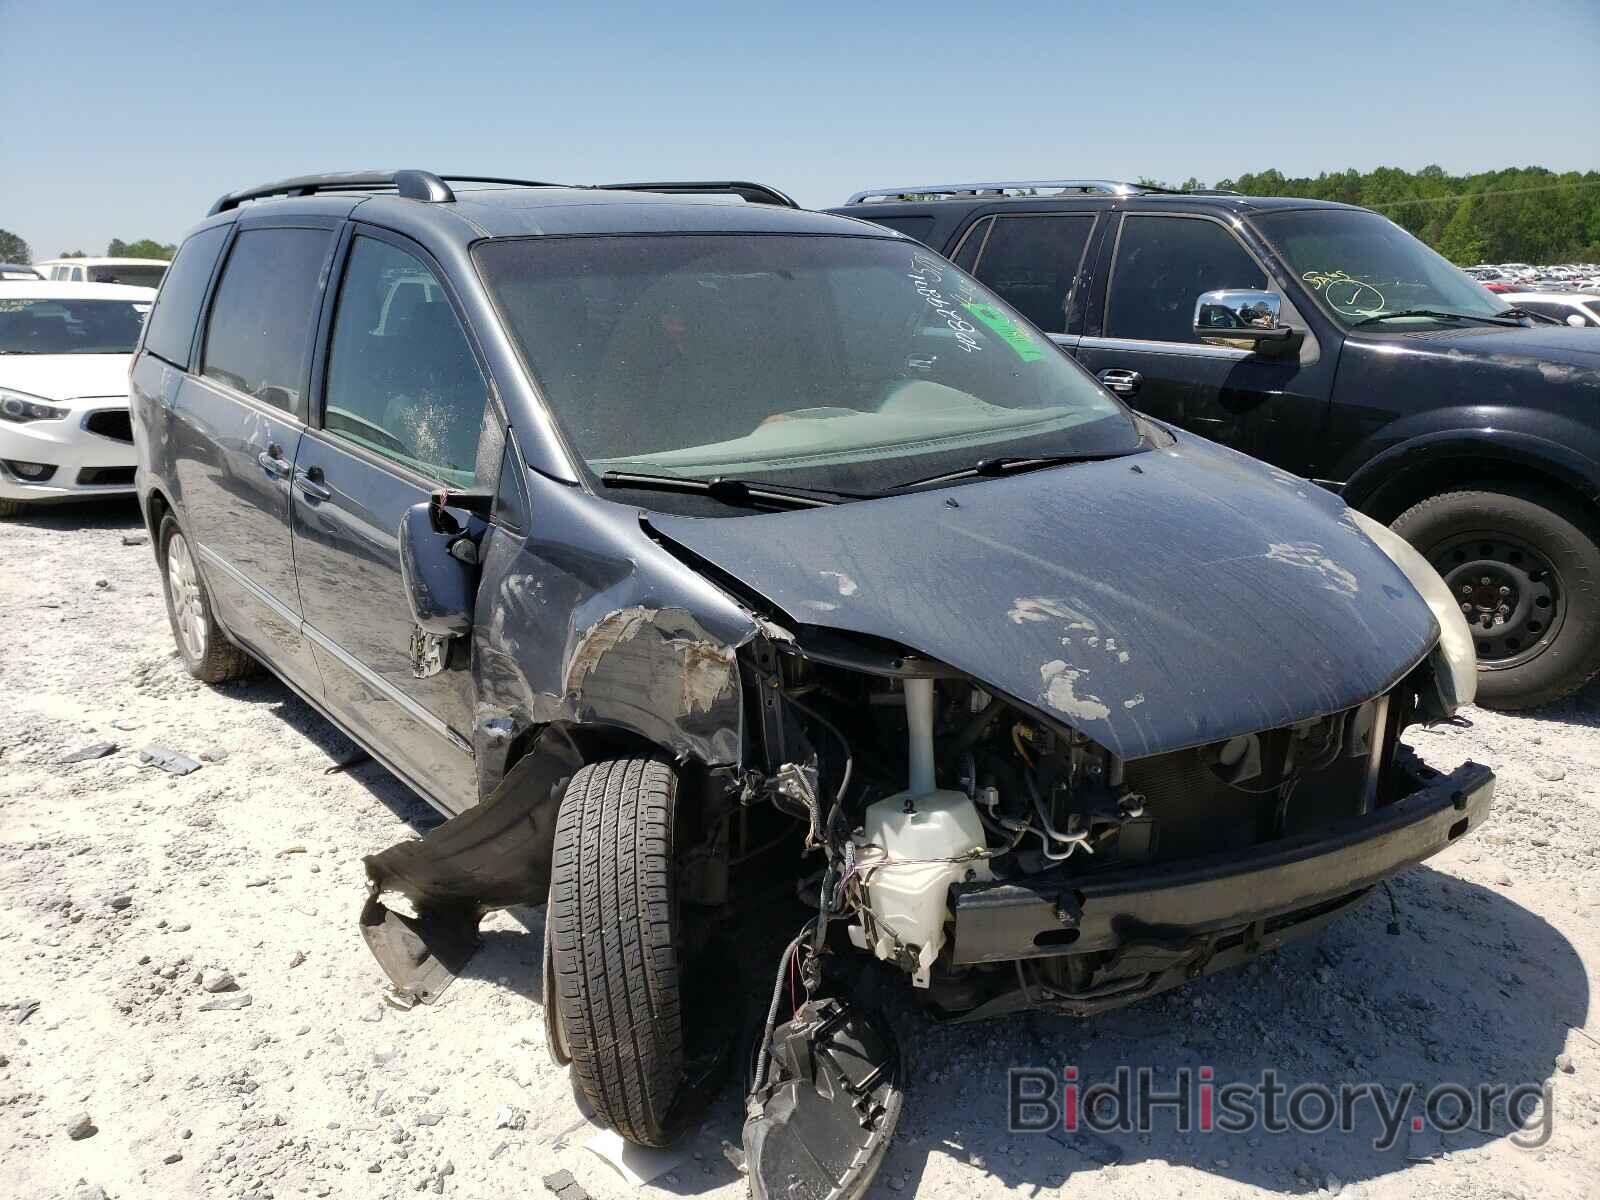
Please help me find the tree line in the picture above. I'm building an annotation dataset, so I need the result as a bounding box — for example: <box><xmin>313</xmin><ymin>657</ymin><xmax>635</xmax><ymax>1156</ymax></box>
<box><xmin>1153</xmin><ymin>166</ymin><xmax>1600</xmax><ymax>265</ymax></box>
<box><xmin>0</xmin><ymin>233</ymin><xmax>177</xmax><ymax>264</ymax></box>
<box><xmin>6</xmin><ymin>168</ymin><xmax>1600</xmax><ymax>268</ymax></box>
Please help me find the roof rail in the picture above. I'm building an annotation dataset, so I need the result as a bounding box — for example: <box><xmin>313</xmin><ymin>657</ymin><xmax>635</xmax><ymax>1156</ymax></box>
<box><xmin>206</xmin><ymin>170</ymin><xmax>560</xmax><ymax>216</ymax></box>
<box><xmin>843</xmin><ymin>179</ymin><xmax>1152</xmax><ymax>205</ymax></box>
<box><xmin>600</xmin><ymin>180</ymin><xmax>799</xmax><ymax>208</ymax></box>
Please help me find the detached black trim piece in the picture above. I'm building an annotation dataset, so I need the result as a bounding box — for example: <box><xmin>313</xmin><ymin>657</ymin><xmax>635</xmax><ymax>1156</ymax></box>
<box><xmin>949</xmin><ymin>757</ymin><xmax>1494</xmax><ymax>965</ymax></box>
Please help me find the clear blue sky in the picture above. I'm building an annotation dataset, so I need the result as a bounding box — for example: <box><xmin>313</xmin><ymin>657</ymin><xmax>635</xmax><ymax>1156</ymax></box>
<box><xmin>5</xmin><ymin>0</ymin><xmax>1597</xmax><ymax>260</ymax></box>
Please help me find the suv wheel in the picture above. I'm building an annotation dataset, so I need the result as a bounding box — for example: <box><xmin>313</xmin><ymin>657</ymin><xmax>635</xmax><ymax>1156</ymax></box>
<box><xmin>1391</xmin><ymin>484</ymin><xmax>1600</xmax><ymax>709</ymax></box>
<box><xmin>547</xmin><ymin>756</ymin><xmax>709</xmax><ymax>1147</ymax></box>
<box><xmin>157</xmin><ymin>514</ymin><xmax>257</xmax><ymax>683</ymax></box>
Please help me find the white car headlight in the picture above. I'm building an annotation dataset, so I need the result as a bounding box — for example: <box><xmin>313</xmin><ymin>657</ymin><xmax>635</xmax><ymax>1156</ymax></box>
<box><xmin>1349</xmin><ymin>508</ymin><xmax>1477</xmax><ymax>709</ymax></box>
<box><xmin>0</xmin><ymin>387</ymin><xmax>68</xmax><ymax>423</ymax></box>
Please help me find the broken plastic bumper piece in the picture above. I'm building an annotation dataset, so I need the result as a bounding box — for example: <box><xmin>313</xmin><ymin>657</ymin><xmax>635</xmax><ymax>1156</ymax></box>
<box><xmin>742</xmin><ymin>996</ymin><xmax>902</xmax><ymax>1200</ymax></box>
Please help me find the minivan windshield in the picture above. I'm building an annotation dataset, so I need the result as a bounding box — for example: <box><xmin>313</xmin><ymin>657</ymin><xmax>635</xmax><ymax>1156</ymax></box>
<box><xmin>1254</xmin><ymin>209</ymin><xmax>1510</xmax><ymax>327</ymax></box>
<box><xmin>0</xmin><ymin>297</ymin><xmax>151</xmax><ymax>354</ymax></box>
<box><xmin>476</xmin><ymin>234</ymin><xmax>1140</xmax><ymax>499</ymax></box>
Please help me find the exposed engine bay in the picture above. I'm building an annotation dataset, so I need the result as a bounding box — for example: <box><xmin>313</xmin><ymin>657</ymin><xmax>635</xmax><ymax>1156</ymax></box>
<box><xmin>731</xmin><ymin>628</ymin><xmax>1487</xmax><ymax>1200</ymax></box>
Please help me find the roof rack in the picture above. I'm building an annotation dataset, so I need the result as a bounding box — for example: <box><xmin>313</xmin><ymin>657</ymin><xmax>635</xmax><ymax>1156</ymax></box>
<box><xmin>843</xmin><ymin>179</ymin><xmax>1155</xmax><ymax>205</ymax></box>
<box><xmin>206</xmin><ymin>170</ymin><xmax>558</xmax><ymax>216</ymax></box>
<box><xmin>599</xmin><ymin>180</ymin><xmax>799</xmax><ymax>208</ymax></box>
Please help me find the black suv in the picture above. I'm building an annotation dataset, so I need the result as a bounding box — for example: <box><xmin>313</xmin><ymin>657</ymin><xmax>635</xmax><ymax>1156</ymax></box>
<box><xmin>131</xmin><ymin>170</ymin><xmax>1491</xmax><ymax>1198</ymax></box>
<box><xmin>830</xmin><ymin>179</ymin><xmax>1600</xmax><ymax>709</ymax></box>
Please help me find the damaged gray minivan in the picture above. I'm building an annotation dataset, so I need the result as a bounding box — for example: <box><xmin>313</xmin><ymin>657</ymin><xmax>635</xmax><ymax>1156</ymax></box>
<box><xmin>131</xmin><ymin>171</ymin><xmax>1493</xmax><ymax>1200</ymax></box>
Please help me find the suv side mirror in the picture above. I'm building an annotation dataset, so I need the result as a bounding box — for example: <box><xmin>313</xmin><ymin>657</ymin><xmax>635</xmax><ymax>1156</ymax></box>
<box><xmin>397</xmin><ymin>495</ymin><xmax>486</xmax><ymax>639</ymax></box>
<box><xmin>1194</xmin><ymin>290</ymin><xmax>1299</xmax><ymax>352</ymax></box>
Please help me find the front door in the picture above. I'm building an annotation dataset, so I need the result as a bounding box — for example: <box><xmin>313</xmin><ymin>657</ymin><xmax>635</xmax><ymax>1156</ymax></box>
<box><xmin>1075</xmin><ymin>212</ymin><xmax>1331</xmax><ymax>477</ymax></box>
<box><xmin>173</xmin><ymin>223</ymin><xmax>336</xmax><ymax>694</ymax></box>
<box><xmin>291</xmin><ymin>230</ymin><xmax>496</xmax><ymax>814</ymax></box>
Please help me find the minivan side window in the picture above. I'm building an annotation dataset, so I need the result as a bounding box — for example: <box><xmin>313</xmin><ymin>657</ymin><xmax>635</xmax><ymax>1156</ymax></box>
<box><xmin>322</xmin><ymin>236</ymin><xmax>490</xmax><ymax>487</ymax></box>
<box><xmin>201</xmin><ymin>228</ymin><xmax>332</xmax><ymax>414</ymax></box>
<box><xmin>143</xmin><ymin>225</ymin><xmax>228</xmax><ymax>368</ymax></box>
<box><xmin>969</xmin><ymin>214</ymin><xmax>1095</xmax><ymax>334</ymax></box>
<box><xmin>1105</xmin><ymin>215</ymin><xmax>1268</xmax><ymax>344</ymax></box>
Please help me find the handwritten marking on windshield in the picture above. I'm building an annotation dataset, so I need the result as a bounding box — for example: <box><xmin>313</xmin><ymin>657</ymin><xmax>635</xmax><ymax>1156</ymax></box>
<box><xmin>1302</xmin><ymin>269</ymin><xmax>1386</xmax><ymax>317</ymax></box>
<box><xmin>908</xmin><ymin>252</ymin><xmax>983</xmax><ymax>353</ymax></box>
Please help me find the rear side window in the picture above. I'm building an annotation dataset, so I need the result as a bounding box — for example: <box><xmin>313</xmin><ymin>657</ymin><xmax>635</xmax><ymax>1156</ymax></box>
<box><xmin>1105</xmin><ymin>215</ymin><xmax>1267</xmax><ymax>344</ymax></box>
<box><xmin>322</xmin><ymin>236</ymin><xmax>490</xmax><ymax>487</ymax></box>
<box><xmin>201</xmin><ymin>228</ymin><xmax>332</xmax><ymax>413</ymax></box>
<box><xmin>969</xmin><ymin>214</ymin><xmax>1094</xmax><ymax>334</ymax></box>
<box><xmin>143</xmin><ymin>226</ymin><xmax>227</xmax><ymax>368</ymax></box>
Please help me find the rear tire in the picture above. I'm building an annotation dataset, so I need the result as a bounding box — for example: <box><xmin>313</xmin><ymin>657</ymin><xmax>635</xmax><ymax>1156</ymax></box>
<box><xmin>1391</xmin><ymin>484</ymin><xmax>1600</xmax><ymax>709</ymax></box>
<box><xmin>0</xmin><ymin>498</ymin><xmax>25</xmax><ymax>518</ymax></box>
<box><xmin>157</xmin><ymin>514</ymin><xmax>257</xmax><ymax>683</ymax></box>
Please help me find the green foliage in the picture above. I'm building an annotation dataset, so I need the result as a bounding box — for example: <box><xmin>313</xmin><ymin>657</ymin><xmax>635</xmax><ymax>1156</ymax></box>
<box><xmin>1195</xmin><ymin>166</ymin><xmax>1600</xmax><ymax>264</ymax></box>
<box><xmin>0</xmin><ymin>229</ymin><xmax>31</xmax><ymax>264</ymax></box>
<box><xmin>59</xmin><ymin>250</ymin><xmax>86</xmax><ymax>258</ymax></box>
<box><xmin>107</xmin><ymin>238</ymin><xmax>177</xmax><ymax>260</ymax></box>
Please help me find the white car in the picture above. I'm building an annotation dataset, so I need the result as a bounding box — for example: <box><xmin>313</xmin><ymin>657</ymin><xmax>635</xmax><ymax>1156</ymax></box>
<box><xmin>34</xmin><ymin>257</ymin><xmax>169</xmax><ymax>288</ymax></box>
<box><xmin>0</xmin><ymin>281</ymin><xmax>156</xmax><ymax>516</ymax></box>
<box><xmin>1500</xmin><ymin>292</ymin><xmax>1600</xmax><ymax>328</ymax></box>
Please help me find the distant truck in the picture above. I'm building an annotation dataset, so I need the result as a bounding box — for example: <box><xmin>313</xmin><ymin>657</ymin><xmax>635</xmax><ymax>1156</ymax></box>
<box><xmin>35</xmin><ymin>257</ymin><xmax>168</xmax><ymax>288</ymax></box>
<box><xmin>830</xmin><ymin>178</ymin><xmax>1600</xmax><ymax>709</ymax></box>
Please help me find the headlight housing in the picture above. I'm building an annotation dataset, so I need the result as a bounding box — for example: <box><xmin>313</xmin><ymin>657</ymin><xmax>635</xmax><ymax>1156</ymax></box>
<box><xmin>0</xmin><ymin>388</ymin><xmax>68</xmax><ymax>423</ymax></box>
<box><xmin>1349</xmin><ymin>508</ymin><xmax>1477</xmax><ymax>709</ymax></box>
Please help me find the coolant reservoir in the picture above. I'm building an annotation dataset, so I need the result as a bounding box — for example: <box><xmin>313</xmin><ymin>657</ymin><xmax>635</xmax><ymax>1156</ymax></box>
<box><xmin>854</xmin><ymin>789</ymin><xmax>991</xmax><ymax>987</ymax></box>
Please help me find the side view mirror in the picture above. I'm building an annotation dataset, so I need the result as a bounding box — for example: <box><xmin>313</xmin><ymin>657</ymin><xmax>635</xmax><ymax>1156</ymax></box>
<box><xmin>1568</xmin><ymin>313</ymin><xmax>1588</xmax><ymax>328</ymax></box>
<box><xmin>397</xmin><ymin>495</ymin><xmax>486</xmax><ymax>640</ymax></box>
<box><xmin>1194</xmin><ymin>290</ymin><xmax>1299</xmax><ymax>351</ymax></box>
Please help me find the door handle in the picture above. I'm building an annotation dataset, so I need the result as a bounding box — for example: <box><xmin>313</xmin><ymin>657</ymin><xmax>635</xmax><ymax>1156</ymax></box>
<box><xmin>293</xmin><ymin>465</ymin><xmax>333</xmax><ymax>502</ymax></box>
<box><xmin>1098</xmin><ymin>368</ymin><xmax>1143</xmax><ymax>396</ymax></box>
<box><xmin>257</xmin><ymin>444</ymin><xmax>291</xmax><ymax>478</ymax></box>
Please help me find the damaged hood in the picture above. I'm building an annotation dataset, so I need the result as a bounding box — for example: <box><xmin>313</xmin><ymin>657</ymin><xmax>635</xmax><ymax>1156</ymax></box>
<box><xmin>648</xmin><ymin>435</ymin><xmax>1440</xmax><ymax>759</ymax></box>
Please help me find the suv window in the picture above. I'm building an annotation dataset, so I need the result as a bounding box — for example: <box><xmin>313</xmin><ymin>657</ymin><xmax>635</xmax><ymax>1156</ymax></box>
<box><xmin>859</xmin><ymin>215</ymin><xmax>935</xmax><ymax>245</ymax></box>
<box><xmin>322</xmin><ymin>236</ymin><xmax>490</xmax><ymax>487</ymax></box>
<box><xmin>144</xmin><ymin>226</ymin><xmax>227</xmax><ymax>368</ymax></box>
<box><xmin>1106</xmin><ymin>215</ymin><xmax>1267</xmax><ymax>344</ymax></box>
<box><xmin>968</xmin><ymin>214</ymin><xmax>1094</xmax><ymax>334</ymax></box>
<box><xmin>201</xmin><ymin>228</ymin><xmax>332</xmax><ymax>413</ymax></box>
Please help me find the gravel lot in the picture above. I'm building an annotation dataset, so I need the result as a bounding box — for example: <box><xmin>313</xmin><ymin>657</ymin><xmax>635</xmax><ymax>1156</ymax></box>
<box><xmin>2</xmin><ymin>499</ymin><xmax>1598</xmax><ymax>1200</ymax></box>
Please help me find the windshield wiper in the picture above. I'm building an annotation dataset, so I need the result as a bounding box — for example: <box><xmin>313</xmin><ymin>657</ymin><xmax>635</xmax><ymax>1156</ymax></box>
<box><xmin>1495</xmin><ymin>306</ymin><xmax>1562</xmax><ymax>325</ymax></box>
<box><xmin>890</xmin><ymin>451</ymin><xmax>1129</xmax><ymax>492</ymax></box>
<box><xmin>599</xmin><ymin>470</ymin><xmax>878</xmax><ymax>509</ymax></box>
<box><xmin>1349</xmin><ymin>308</ymin><xmax>1525</xmax><ymax>328</ymax></box>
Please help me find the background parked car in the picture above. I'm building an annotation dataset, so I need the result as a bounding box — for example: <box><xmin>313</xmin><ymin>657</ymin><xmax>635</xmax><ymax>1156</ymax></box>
<box><xmin>34</xmin><ymin>256</ymin><xmax>169</xmax><ymax>288</ymax></box>
<box><xmin>1500</xmin><ymin>292</ymin><xmax>1600</xmax><ymax>327</ymax></box>
<box><xmin>0</xmin><ymin>262</ymin><xmax>42</xmax><ymax>280</ymax></box>
<box><xmin>0</xmin><ymin>280</ymin><xmax>155</xmax><ymax>517</ymax></box>
<box><xmin>829</xmin><ymin>179</ymin><xmax>1600</xmax><ymax>709</ymax></box>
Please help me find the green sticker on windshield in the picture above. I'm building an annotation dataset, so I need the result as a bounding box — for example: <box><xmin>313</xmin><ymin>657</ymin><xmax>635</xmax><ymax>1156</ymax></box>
<box><xmin>961</xmin><ymin>302</ymin><xmax>1047</xmax><ymax>362</ymax></box>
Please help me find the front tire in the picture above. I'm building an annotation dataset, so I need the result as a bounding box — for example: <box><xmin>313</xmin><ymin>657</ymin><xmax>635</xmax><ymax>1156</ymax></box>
<box><xmin>547</xmin><ymin>757</ymin><xmax>694</xmax><ymax>1147</ymax></box>
<box><xmin>0</xmin><ymin>498</ymin><xmax>25</xmax><ymax>518</ymax></box>
<box><xmin>1391</xmin><ymin>484</ymin><xmax>1600</xmax><ymax>709</ymax></box>
<box><xmin>157</xmin><ymin>514</ymin><xmax>256</xmax><ymax>683</ymax></box>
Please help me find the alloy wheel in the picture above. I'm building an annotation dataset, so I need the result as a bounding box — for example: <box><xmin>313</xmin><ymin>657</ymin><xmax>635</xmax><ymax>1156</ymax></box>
<box><xmin>165</xmin><ymin>532</ymin><xmax>209</xmax><ymax>662</ymax></box>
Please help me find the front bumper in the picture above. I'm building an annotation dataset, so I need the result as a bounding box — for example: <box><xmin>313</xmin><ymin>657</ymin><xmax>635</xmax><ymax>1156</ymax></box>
<box><xmin>0</xmin><ymin>398</ymin><xmax>136</xmax><ymax>503</ymax></box>
<box><xmin>944</xmin><ymin>754</ymin><xmax>1493</xmax><ymax>1010</ymax></box>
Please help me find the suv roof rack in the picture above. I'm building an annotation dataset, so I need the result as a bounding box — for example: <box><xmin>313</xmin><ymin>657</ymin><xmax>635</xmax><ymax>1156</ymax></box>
<box><xmin>599</xmin><ymin>180</ymin><xmax>799</xmax><ymax>208</ymax></box>
<box><xmin>843</xmin><ymin>179</ymin><xmax>1157</xmax><ymax>205</ymax></box>
<box><xmin>207</xmin><ymin>170</ymin><xmax>558</xmax><ymax>216</ymax></box>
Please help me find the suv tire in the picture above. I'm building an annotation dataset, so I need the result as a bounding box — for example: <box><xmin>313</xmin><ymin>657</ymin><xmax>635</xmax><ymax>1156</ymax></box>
<box><xmin>547</xmin><ymin>756</ymin><xmax>692</xmax><ymax>1147</ymax></box>
<box><xmin>157</xmin><ymin>514</ymin><xmax>257</xmax><ymax>683</ymax></box>
<box><xmin>1392</xmin><ymin>484</ymin><xmax>1600</xmax><ymax>709</ymax></box>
